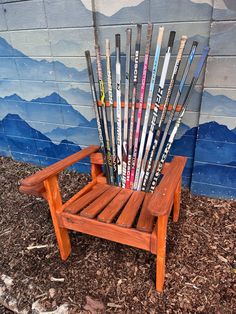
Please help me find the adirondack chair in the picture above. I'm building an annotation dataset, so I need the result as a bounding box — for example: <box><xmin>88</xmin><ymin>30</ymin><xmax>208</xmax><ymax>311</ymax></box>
<box><xmin>19</xmin><ymin>130</ymin><xmax>186</xmax><ymax>292</ymax></box>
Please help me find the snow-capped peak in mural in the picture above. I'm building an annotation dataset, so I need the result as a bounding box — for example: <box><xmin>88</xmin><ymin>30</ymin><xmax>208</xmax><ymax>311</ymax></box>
<box><xmin>81</xmin><ymin>0</ymin><xmax>144</xmax><ymax>16</ymax></box>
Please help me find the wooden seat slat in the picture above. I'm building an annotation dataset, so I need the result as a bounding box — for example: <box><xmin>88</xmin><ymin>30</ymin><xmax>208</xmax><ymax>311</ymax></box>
<box><xmin>136</xmin><ymin>193</ymin><xmax>155</xmax><ymax>233</ymax></box>
<box><xmin>80</xmin><ymin>186</ymin><xmax>121</xmax><ymax>218</ymax></box>
<box><xmin>97</xmin><ymin>188</ymin><xmax>133</xmax><ymax>223</ymax></box>
<box><xmin>116</xmin><ymin>191</ymin><xmax>145</xmax><ymax>228</ymax></box>
<box><xmin>65</xmin><ymin>184</ymin><xmax>110</xmax><ymax>214</ymax></box>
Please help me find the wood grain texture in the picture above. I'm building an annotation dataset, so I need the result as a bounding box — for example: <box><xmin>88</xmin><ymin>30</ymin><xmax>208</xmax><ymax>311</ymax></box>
<box><xmin>148</xmin><ymin>156</ymin><xmax>186</xmax><ymax>217</ymax></box>
<box><xmin>136</xmin><ymin>193</ymin><xmax>155</xmax><ymax>233</ymax></box>
<box><xmin>44</xmin><ymin>176</ymin><xmax>71</xmax><ymax>261</ymax></box>
<box><xmin>80</xmin><ymin>186</ymin><xmax>121</xmax><ymax>218</ymax></box>
<box><xmin>20</xmin><ymin>145</ymin><xmax>100</xmax><ymax>187</ymax></box>
<box><xmin>65</xmin><ymin>184</ymin><xmax>110</xmax><ymax>214</ymax></box>
<box><xmin>173</xmin><ymin>178</ymin><xmax>182</xmax><ymax>222</ymax></box>
<box><xmin>156</xmin><ymin>215</ymin><xmax>168</xmax><ymax>292</ymax></box>
<box><xmin>98</xmin><ymin>188</ymin><xmax>133</xmax><ymax>223</ymax></box>
<box><xmin>116</xmin><ymin>191</ymin><xmax>145</xmax><ymax>228</ymax></box>
<box><xmin>60</xmin><ymin>212</ymin><xmax>151</xmax><ymax>252</ymax></box>
<box><xmin>61</xmin><ymin>179</ymin><xmax>97</xmax><ymax>212</ymax></box>
<box><xmin>98</xmin><ymin>100</ymin><xmax>182</xmax><ymax>112</ymax></box>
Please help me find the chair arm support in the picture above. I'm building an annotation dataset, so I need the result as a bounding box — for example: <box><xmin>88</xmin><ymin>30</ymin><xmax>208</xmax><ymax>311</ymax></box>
<box><xmin>148</xmin><ymin>156</ymin><xmax>187</xmax><ymax>217</ymax></box>
<box><xmin>19</xmin><ymin>145</ymin><xmax>100</xmax><ymax>187</ymax></box>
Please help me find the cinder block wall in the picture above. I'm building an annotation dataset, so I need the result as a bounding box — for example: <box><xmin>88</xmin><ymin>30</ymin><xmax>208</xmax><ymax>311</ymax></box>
<box><xmin>191</xmin><ymin>0</ymin><xmax>236</xmax><ymax>199</ymax></box>
<box><xmin>0</xmin><ymin>0</ymin><xmax>235</xmax><ymax>199</ymax></box>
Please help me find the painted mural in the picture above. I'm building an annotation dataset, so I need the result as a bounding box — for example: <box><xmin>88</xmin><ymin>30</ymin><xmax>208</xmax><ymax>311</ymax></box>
<box><xmin>0</xmin><ymin>0</ymin><xmax>235</xmax><ymax>199</ymax></box>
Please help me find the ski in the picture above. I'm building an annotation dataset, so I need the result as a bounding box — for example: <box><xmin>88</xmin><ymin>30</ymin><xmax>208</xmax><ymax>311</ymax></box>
<box><xmin>149</xmin><ymin>46</ymin><xmax>210</xmax><ymax>192</ymax></box>
<box><xmin>137</xmin><ymin>31</ymin><xmax>176</xmax><ymax>191</ymax></box>
<box><xmin>106</xmin><ymin>39</ymin><xmax>117</xmax><ymax>184</ymax></box>
<box><xmin>141</xmin><ymin>35</ymin><xmax>187</xmax><ymax>191</ymax></box>
<box><xmin>133</xmin><ymin>26</ymin><xmax>164</xmax><ymax>190</ymax></box>
<box><xmin>85</xmin><ymin>50</ymin><xmax>110</xmax><ymax>181</ymax></box>
<box><xmin>122</xmin><ymin>28</ymin><xmax>132</xmax><ymax>188</ymax></box>
<box><xmin>115</xmin><ymin>34</ymin><xmax>122</xmax><ymax>186</ymax></box>
<box><xmin>129</xmin><ymin>22</ymin><xmax>153</xmax><ymax>189</ymax></box>
<box><xmin>145</xmin><ymin>40</ymin><xmax>199</xmax><ymax>191</ymax></box>
<box><xmin>126</xmin><ymin>24</ymin><xmax>142</xmax><ymax>189</ymax></box>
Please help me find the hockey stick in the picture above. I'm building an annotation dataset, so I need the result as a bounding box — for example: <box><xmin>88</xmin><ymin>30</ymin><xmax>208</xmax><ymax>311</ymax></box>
<box><xmin>146</xmin><ymin>40</ymin><xmax>199</xmax><ymax>191</ymax></box>
<box><xmin>92</xmin><ymin>0</ymin><xmax>114</xmax><ymax>184</ymax></box>
<box><xmin>137</xmin><ymin>31</ymin><xmax>176</xmax><ymax>190</ymax></box>
<box><xmin>149</xmin><ymin>46</ymin><xmax>210</xmax><ymax>192</ymax></box>
<box><xmin>126</xmin><ymin>24</ymin><xmax>142</xmax><ymax>189</ymax></box>
<box><xmin>106</xmin><ymin>39</ymin><xmax>117</xmax><ymax>184</ymax></box>
<box><xmin>141</xmin><ymin>35</ymin><xmax>188</xmax><ymax>191</ymax></box>
<box><xmin>122</xmin><ymin>28</ymin><xmax>132</xmax><ymax>188</ymax></box>
<box><xmin>130</xmin><ymin>22</ymin><xmax>153</xmax><ymax>189</ymax></box>
<box><xmin>133</xmin><ymin>26</ymin><xmax>164</xmax><ymax>190</ymax></box>
<box><xmin>85</xmin><ymin>50</ymin><xmax>110</xmax><ymax>180</ymax></box>
<box><xmin>115</xmin><ymin>34</ymin><xmax>122</xmax><ymax>186</ymax></box>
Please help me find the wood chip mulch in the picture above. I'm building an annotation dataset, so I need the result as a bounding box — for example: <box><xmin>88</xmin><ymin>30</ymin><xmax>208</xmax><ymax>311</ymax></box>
<box><xmin>0</xmin><ymin>156</ymin><xmax>235</xmax><ymax>313</ymax></box>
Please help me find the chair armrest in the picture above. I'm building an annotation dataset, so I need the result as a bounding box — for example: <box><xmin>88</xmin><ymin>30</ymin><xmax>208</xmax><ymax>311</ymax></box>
<box><xmin>19</xmin><ymin>145</ymin><xmax>100</xmax><ymax>187</ymax></box>
<box><xmin>148</xmin><ymin>156</ymin><xmax>187</xmax><ymax>217</ymax></box>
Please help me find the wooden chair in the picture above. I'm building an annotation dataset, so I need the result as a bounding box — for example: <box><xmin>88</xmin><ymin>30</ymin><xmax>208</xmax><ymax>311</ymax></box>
<box><xmin>19</xmin><ymin>144</ymin><xmax>186</xmax><ymax>292</ymax></box>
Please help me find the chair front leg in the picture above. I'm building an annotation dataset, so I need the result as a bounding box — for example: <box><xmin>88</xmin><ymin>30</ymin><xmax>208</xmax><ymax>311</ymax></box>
<box><xmin>44</xmin><ymin>175</ymin><xmax>71</xmax><ymax>261</ymax></box>
<box><xmin>156</xmin><ymin>214</ymin><xmax>168</xmax><ymax>292</ymax></box>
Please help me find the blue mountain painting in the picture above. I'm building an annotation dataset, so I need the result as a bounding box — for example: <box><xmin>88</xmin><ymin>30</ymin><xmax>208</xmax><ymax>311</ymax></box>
<box><xmin>202</xmin><ymin>91</ymin><xmax>236</xmax><ymax>116</ymax></box>
<box><xmin>0</xmin><ymin>113</ymin><xmax>91</xmax><ymax>171</ymax></box>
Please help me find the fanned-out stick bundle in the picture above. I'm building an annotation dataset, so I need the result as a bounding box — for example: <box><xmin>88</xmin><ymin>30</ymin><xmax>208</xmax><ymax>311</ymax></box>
<box><xmin>85</xmin><ymin>23</ymin><xmax>209</xmax><ymax>193</ymax></box>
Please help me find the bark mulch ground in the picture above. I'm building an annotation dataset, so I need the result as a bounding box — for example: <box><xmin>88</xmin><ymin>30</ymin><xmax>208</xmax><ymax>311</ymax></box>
<box><xmin>0</xmin><ymin>156</ymin><xmax>235</xmax><ymax>313</ymax></box>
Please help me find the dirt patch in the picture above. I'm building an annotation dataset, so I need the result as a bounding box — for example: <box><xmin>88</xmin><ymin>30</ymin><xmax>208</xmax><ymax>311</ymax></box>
<box><xmin>0</xmin><ymin>156</ymin><xmax>235</xmax><ymax>313</ymax></box>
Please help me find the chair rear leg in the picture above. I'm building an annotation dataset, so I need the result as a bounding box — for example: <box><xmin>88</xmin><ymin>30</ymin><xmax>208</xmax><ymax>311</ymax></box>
<box><xmin>156</xmin><ymin>214</ymin><xmax>168</xmax><ymax>292</ymax></box>
<box><xmin>44</xmin><ymin>176</ymin><xmax>71</xmax><ymax>261</ymax></box>
<box><xmin>173</xmin><ymin>178</ymin><xmax>182</xmax><ymax>222</ymax></box>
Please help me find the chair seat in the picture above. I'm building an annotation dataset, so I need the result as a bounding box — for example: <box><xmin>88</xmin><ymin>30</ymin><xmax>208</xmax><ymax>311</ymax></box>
<box><xmin>64</xmin><ymin>183</ymin><xmax>156</xmax><ymax>233</ymax></box>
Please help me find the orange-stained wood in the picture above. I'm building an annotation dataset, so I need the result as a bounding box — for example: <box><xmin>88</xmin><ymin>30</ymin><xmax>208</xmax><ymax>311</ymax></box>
<box><xmin>148</xmin><ymin>156</ymin><xmax>187</xmax><ymax>217</ymax></box>
<box><xmin>65</xmin><ymin>184</ymin><xmax>110</xmax><ymax>214</ymax></box>
<box><xmin>98</xmin><ymin>100</ymin><xmax>182</xmax><ymax>112</ymax></box>
<box><xmin>136</xmin><ymin>163</ymin><xmax>170</xmax><ymax>233</ymax></box>
<box><xmin>136</xmin><ymin>193</ymin><xmax>155</xmax><ymax>233</ymax></box>
<box><xmin>19</xmin><ymin>183</ymin><xmax>47</xmax><ymax>200</ymax></box>
<box><xmin>96</xmin><ymin>173</ymin><xmax>107</xmax><ymax>184</ymax></box>
<box><xmin>91</xmin><ymin>163</ymin><xmax>103</xmax><ymax>180</ymax></box>
<box><xmin>116</xmin><ymin>191</ymin><xmax>145</xmax><ymax>228</ymax></box>
<box><xmin>20</xmin><ymin>145</ymin><xmax>100</xmax><ymax>187</ymax></box>
<box><xmin>59</xmin><ymin>212</ymin><xmax>151</xmax><ymax>252</ymax></box>
<box><xmin>150</xmin><ymin>224</ymin><xmax>157</xmax><ymax>254</ymax></box>
<box><xmin>44</xmin><ymin>176</ymin><xmax>71</xmax><ymax>261</ymax></box>
<box><xmin>80</xmin><ymin>186</ymin><xmax>121</xmax><ymax>218</ymax></box>
<box><xmin>61</xmin><ymin>179</ymin><xmax>97</xmax><ymax>212</ymax></box>
<box><xmin>156</xmin><ymin>214</ymin><xmax>168</xmax><ymax>292</ymax></box>
<box><xmin>90</xmin><ymin>152</ymin><xmax>104</xmax><ymax>165</ymax></box>
<box><xmin>98</xmin><ymin>188</ymin><xmax>133</xmax><ymax>223</ymax></box>
<box><xmin>173</xmin><ymin>178</ymin><xmax>182</xmax><ymax>222</ymax></box>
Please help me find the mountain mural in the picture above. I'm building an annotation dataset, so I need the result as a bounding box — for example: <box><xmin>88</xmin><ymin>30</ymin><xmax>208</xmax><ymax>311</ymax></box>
<box><xmin>202</xmin><ymin>90</ymin><xmax>236</xmax><ymax>116</ymax></box>
<box><xmin>197</xmin><ymin>121</ymin><xmax>236</xmax><ymax>143</ymax></box>
<box><xmin>194</xmin><ymin>122</ymin><xmax>236</xmax><ymax>166</ymax></box>
<box><xmin>0</xmin><ymin>113</ymin><xmax>91</xmax><ymax>170</ymax></box>
<box><xmin>0</xmin><ymin>92</ymin><xmax>93</xmax><ymax>127</ymax></box>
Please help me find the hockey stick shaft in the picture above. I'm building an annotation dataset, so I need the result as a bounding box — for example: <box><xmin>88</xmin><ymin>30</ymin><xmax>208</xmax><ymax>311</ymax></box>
<box><xmin>122</xmin><ymin>28</ymin><xmax>132</xmax><ymax>188</ymax></box>
<box><xmin>106</xmin><ymin>39</ymin><xmax>117</xmax><ymax>184</ymax></box>
<box><xmin>115</xmin><ymin>34</ymin><xmax>122</xmax><ymax>186</ymax></box>
<box><xmin>130</xmin><ymin>22</ymin><xmax>153</xmax><ymax>189</ymax></box>
<box><xmin>126</xmin><ymin>24</ymin><xmax>142</xmax><ymax>189</ymax></box>
<box><xmin>146</xmin><ymin>40</ymin><xmax>199</xmax><ymax>191</ymax></box>
<box><xmin>142</xmin><ymin>35</ymin><xmax>187</xmax><ymax>191</ymax></box>
<box><xmin>85</xmin><ymin>50</ymin><xmax>110</xmax><ymax>180</ymax></box>
<box><xmin>133</xmin><ymin>26</ymin><xmax>164</xmax><ymax>190</ymax></box>
<box><xmin>138</xmin><ymin>31</ymin><xmax>176</xmax><ymax>190</ymax></box>
<box><xmin>149</xmin><ymin>46</ymin><xmax>210</xmax><ymax>192</ymax></box>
